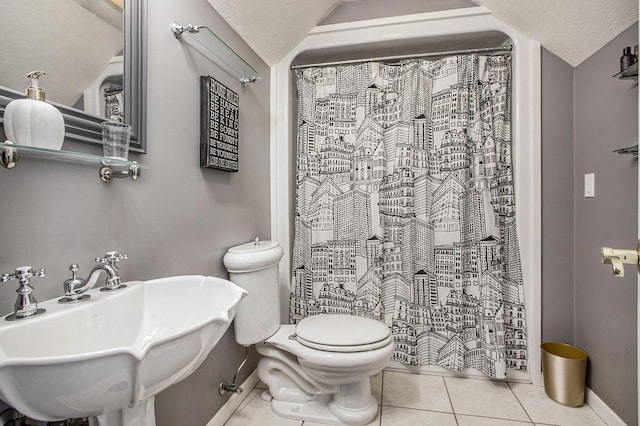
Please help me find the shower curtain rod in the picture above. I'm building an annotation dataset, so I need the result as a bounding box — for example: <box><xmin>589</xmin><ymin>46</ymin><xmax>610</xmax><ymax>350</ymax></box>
<box><xmin>291</xmin><ymin>45</ymin><xmax>512</xmax><ymax>70</ymax></box>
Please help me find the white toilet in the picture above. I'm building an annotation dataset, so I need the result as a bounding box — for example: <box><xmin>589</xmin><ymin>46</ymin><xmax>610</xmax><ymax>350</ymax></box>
<box><xmin>223</xmin><ymin>239</ymin><xmax>394</xmax><ymax>426</ymax></box>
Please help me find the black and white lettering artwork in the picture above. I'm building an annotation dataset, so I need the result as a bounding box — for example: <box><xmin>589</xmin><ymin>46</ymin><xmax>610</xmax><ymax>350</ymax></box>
<box><xmin>291</xmin><ymin>53</ymin><xmax>526</xmax><ymax>379</ymax></box>
<box><xmin>200</xmin><ymin>76</ymin><xmax>239</xmax><ymax>171</ymax></box>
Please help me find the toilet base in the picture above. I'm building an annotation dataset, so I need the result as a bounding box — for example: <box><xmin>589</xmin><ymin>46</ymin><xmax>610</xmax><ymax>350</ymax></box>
<box><xmin>269</xmin><ymin>390</ymin><xmax>378</xmax><ymax>426</ymax></box>
<box><xmin>255</xmin><ymin>333</ymin><xmax>390</xmax><ymax>426</ymax></box>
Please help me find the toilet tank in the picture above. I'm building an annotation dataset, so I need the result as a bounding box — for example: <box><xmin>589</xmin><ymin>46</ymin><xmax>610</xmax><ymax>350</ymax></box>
<box><xmin>223</xmin><ymin>239</ymin><xmax>284</xmax><ymax>346</ymax></box>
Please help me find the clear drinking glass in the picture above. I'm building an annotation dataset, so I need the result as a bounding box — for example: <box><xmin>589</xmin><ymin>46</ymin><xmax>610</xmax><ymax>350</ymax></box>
<box><xmin>101</xmin><ymin>121</ymin><xmax>131</xmax><ymax>160</ymax></box>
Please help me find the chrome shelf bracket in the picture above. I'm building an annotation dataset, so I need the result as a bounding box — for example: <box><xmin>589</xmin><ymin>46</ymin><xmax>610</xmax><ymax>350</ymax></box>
<box><xmin>170</xmin><ymin>23</ymin><xmax>201</xmax><ymax>39</ymax></box>
<box><xmin>0</xmin><ymin>141</ymin><xmax>145</xmax><ymax>183</ymax></box>
<box><xmin>99</xmin><ymin>161</ymin><xmax>141</xmax><ymax>183</ymax></box>
<box><xmin>171</xmin><ymin>22</ymin><xmax>260</xmax><ymax>87</ymax></box>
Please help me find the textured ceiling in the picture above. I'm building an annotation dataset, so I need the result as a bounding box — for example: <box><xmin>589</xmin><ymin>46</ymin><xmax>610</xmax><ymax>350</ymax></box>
<box><xmin>471</xmin><ymin>0</ymin><xmax>638</xmax><ymax>66</ymax></box>
<box><xmin>206</xmin><ymin>0</ymin><xmax>341</xmax><ymax>66</ymax></box>
<box><xmin>207</xmin><ymin>0</ymin><xmax>639</xmax><ymax>67</ymax></box>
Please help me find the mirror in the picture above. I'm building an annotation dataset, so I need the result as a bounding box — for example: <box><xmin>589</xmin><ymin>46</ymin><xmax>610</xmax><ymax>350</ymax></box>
<box><xmin>0</xmin><ymin>0</ymin><xmax>147</xmax><ymax>152</ymax></box>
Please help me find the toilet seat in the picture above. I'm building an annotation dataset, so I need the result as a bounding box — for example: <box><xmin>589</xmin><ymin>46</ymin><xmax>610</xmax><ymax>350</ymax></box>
<box><xmin>294</xmin><ymin>314</ymin><xmax>391</xmax><ymax>353</ymax></box>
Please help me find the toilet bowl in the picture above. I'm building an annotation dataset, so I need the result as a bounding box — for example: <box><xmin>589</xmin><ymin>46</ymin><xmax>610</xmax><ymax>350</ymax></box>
<box><xmin>223</xmin><ymin>239</ymin><xmax>394</xmax><ymax>426</ymax></box>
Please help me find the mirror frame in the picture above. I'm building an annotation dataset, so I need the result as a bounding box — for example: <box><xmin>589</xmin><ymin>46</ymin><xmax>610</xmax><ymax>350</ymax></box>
<box><xmin>0</xmin><ymin>0</ymin><xmax>147</xmax><ymax>153</ymax></box>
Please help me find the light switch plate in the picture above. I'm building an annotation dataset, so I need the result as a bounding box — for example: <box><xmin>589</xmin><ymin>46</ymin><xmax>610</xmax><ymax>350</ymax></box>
<box><xmin>584</xmin><ymin>173</ymin><xmax>595</xmax><ymax>198</ymax></box>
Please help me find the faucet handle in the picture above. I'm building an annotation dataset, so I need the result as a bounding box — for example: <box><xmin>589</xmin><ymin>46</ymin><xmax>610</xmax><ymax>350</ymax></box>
<box><xmin>2</xmin><ymin>266</ymin><xmax>46</xmax><ymax>284</ymax></box>
<box><xmin>1</xmin><ymin>266</ymin><xmax>46</xmax><ymax>320</ymax></box>
<box><xmin>95</xmin><ymin>252</ymin><xmax>127</xmax><ymax>292</ymax></box>
<box><xmin>96</xmin><ymin>251</ymin><xmax>128</xmax><ymax>267</ymax></box>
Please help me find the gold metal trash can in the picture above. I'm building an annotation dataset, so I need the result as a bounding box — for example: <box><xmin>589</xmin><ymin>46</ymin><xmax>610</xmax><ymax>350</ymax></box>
<box><xmin>541</xmin><ymin>342</ymin><xmax>588</xmax><ymax>407</ymax></box>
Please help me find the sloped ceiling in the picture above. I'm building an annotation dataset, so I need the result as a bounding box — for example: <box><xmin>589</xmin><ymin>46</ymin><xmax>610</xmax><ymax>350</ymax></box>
<box><xmin>206</xmin><ymin>0</ymin><xmax>341</xmax><ymax>66</ymax></box>
<box><xmin>207</xmin><ymin>0</ymin><xmax>638</xmax><ymax>67</ymax></box>
<box><xmin>471</xmin><ymin>0</ymin><xmax>638</xmax><ymax>66</ymax></box>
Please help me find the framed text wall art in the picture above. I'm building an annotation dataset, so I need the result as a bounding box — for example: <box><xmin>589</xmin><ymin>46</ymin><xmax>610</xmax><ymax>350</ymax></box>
<box><xmin>200</xmin><ymin>76</ymin><xmax>239</xmax><ymax>171</ymax></box>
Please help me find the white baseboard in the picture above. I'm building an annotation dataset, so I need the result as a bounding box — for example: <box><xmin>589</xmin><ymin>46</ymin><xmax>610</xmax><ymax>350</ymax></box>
<box><xmin>585</xmin><ymin>387</ymin><xmax>627</xmax><ymax>426</ymax></box>
<box><xmin>206</xmin><ymin>370</ymin><xmax>260</xmax><ymax>426</ymax></box>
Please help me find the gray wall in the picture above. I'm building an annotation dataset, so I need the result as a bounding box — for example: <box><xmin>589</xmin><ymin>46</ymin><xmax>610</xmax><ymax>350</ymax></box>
<box><xmin>541</xmin><ymin>48</ymin><xmax>575</xmax><ymax>344</ymax></box>
<box><xmin>573</xmin><ymin>23</ymin><xmax>638</xmax><ymax>425</ymax></box>
<box><xmin>0</xmin><ymin>0</ymin><xmax>270</xmax><ymax>424</ymax></box>
<box><xmin>2</xmin><ymin>0</ymin><xmax>638</xmax><ymax>423</ymax></box>
<box><xmin>542</xmin><ymin>24</ymin><xmax>638</xmax><ymax>425</ymax></box>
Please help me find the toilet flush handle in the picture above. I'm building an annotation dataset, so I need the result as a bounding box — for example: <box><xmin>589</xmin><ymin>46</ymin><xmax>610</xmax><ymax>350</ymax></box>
<box><xmin>601</xmin><ymin>241</ymin><xmax>640</xmax><ymax>278</ymax></box>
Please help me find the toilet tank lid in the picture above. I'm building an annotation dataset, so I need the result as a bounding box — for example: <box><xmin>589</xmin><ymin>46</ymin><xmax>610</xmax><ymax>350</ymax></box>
<box><xmin>224</xmin><ymin>239</ymin><xmax>283</xmax><ymax>273</ymax></box>
<box><xmin>228</xmin><ymin>239</ymin><xmax>280</xmax><ymax>254</ymax></box>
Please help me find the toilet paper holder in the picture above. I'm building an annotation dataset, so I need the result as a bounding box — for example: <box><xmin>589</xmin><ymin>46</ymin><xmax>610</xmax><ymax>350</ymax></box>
<box><xmin>601</xmin><ymin>242</ymin><xmax>640</xmax><ymax>278</ymax></box>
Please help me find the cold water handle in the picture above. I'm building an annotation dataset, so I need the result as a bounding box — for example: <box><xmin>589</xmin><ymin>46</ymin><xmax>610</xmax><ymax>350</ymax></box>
<box><xmin>1</xmin><ymin>266</ymin><xmax>46</xmax><ymax>320</ymax></box>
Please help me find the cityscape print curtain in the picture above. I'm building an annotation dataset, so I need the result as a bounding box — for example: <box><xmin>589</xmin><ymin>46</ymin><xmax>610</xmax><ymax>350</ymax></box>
<box><xmin>290</xmin><ymin>52</ymin><xmax>526</xmax><ymax>379</ymax></box>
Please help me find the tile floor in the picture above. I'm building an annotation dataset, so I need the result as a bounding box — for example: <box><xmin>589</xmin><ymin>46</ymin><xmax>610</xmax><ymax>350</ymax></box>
<box><xmin>224</xmin><ymin>371</ymin><xmax>607</xmax><ymax>426</ymax></box>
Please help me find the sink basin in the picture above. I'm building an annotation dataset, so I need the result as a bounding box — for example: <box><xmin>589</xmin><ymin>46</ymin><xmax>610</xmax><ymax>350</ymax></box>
<box><xmin>0</xmin><ymin>275</ymin><xmax>246</xmax><ymax>425</ymax></box>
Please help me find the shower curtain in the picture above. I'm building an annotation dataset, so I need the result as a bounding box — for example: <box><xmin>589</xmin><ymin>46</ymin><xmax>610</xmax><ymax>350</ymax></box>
<box><xmin>290</xmin><ymin>52</ymin><xmax>526</xmax><ymax>379</ymax></box>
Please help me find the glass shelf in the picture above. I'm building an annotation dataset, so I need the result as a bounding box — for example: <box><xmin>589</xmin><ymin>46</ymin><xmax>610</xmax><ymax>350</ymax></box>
<box><xmin>613</xmin><ymin>62</ymin><xmax>638</xmax><ymax>80</ymax></box>
<box><xmin>172</xmin><ymin>23</ymin><xmax>260</xmax><ymax>86</ymax></box>
<box><xmin>613</xmin><ymin>144</ymin><xmax>638</xmax><ymax>157</ymax></box>
<box><xmin>0</xmin><ymin>142</ymin><xmax>147</xmax><ymax>182</ymax></box>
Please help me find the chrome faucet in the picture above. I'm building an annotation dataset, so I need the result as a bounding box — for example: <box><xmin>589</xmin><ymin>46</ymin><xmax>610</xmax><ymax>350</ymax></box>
<box><xmin>59</xmin><ymin>252</ymin><xmax>128</xmax><ymax>303</ymax></box>
<box><xmin>1</xmin><ymin>266</ymin><xmax>47</xmax><ymax>320</ymax></box>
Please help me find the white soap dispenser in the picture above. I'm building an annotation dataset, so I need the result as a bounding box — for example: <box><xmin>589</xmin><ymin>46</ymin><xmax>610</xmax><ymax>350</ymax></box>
<box><xmin>4</xmin><ymin>71</ymin><xmax>65</xmax><ymax>150</ymax></box>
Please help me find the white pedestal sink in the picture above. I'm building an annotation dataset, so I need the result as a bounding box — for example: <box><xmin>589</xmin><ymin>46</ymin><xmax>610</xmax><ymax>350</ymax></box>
<box><xmin>0</xmin><ymin>275</ymin><xmax>247</xmax><ymax>425</ymax></box>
